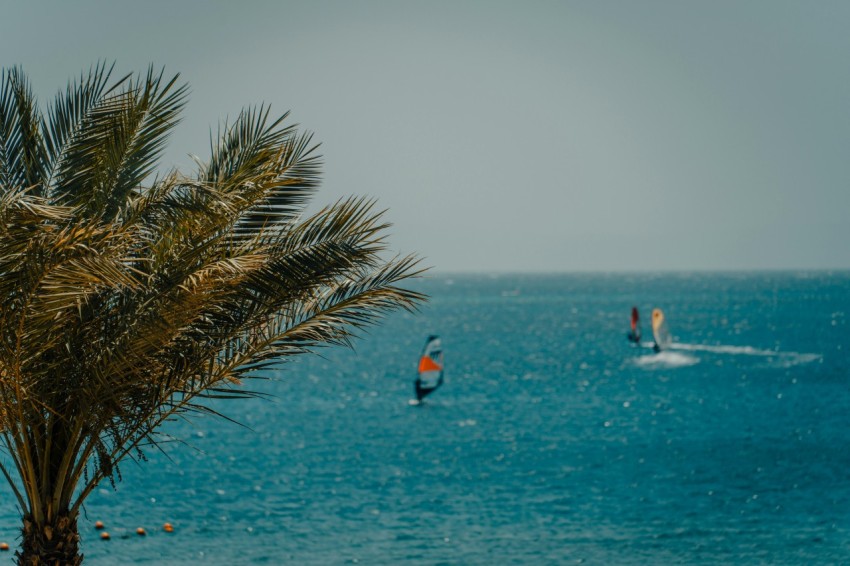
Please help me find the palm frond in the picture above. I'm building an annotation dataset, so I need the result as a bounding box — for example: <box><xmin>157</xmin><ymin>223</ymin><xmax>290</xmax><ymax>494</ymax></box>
<box><xmin>0</xmin><ymin>67</ymin><xmax>48</xmax><ymax>193</ymax></box>
<box><xmin>41</xmin><ymin>61</ymin><xmax>118</xmax><ymax>192</ymax></box>
<box><xmin>51</xmin><ymin>66</ymin><xmax>188</xmax><ymax>219</ymax></box>
<box><xmin>203</xmin><ymin>106</ymin><xmax>321</xmax><ymax>241</ymax></box>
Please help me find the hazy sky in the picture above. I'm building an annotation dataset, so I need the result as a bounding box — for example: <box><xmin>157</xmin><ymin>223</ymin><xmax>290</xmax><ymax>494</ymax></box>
<box><xmin>2</xmin><ymin>1</ymin><xmax>849</xmax><ymax>272</ymax></box>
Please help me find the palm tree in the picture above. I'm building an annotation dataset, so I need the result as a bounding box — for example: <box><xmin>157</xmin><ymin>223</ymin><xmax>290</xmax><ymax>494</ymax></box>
<box><xmin>0</xmin><ymin>63</ymin><xmax>424</xmax><ymax>565</ymax></box>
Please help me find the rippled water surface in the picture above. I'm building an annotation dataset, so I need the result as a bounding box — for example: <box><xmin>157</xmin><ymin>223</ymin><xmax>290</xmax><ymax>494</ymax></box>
<box><xmin>1</xmin><ymin>272</ymin><xmax>848</xmax><ymax>564</ymax></box>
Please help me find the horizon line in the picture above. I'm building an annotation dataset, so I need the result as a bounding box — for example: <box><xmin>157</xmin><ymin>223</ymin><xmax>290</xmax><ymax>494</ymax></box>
<box><xmin>422</xmin><ymin>267</ymin><xmax>850</xmax><ymax>276</ymax></box>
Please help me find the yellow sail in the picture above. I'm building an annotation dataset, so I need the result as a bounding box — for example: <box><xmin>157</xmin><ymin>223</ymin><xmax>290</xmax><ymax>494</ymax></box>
<box><xmin>651</xmin><ymin>308</ymin><xmax>672</xmax><ymax>350</ymax></box>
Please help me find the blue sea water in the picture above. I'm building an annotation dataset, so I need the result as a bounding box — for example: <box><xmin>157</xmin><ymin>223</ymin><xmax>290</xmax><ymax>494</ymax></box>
<box><xmin>1</xmin><ymin>272</ymin><xmax>849</xmax><ymax>564</ymax></box>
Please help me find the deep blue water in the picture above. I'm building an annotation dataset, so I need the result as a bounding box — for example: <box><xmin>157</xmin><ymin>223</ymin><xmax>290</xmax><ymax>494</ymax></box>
<box><xmin>1</xmin><ymin>272</ymin><xmax>849</xmax><ymax>564</ymax></box>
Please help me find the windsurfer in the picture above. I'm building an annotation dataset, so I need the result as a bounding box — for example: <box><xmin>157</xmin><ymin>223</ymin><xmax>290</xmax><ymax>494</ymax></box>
<box><xmin>651</xmin><ymin>308</ymin><xmax>671</xmax><ymax>352</ymax></box>
<box><xmin>627</xmin><ymin>306</ymin><xmax>641</xmax><ymax>344</ymax></box>
<box><xmin>415</xmin><ymin>335</ymin><xmax>444</xmax><ymax>402</ymax></box>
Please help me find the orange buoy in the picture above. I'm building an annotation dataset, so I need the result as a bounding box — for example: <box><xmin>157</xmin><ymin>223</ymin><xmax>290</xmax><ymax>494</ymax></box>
<box><xmin>0</xmin><ymin>542</ymin><xmax>9</xmax><ymax>551</ymax></box>
<box><xmin>94</xmin><ymin>521</ymin><xmax>105</xmax><ymax>530</ymax></box>
<box><xmin>136</xmin><ymin>527</ymin><xmax>146</xmax><ymax>536</ymax></box>
<box><xmin>100</xmin><ymin>532</ymin><xmax>110</xmax><ymax>540</ymax></box>
<box><xmin>163</xmin><ymin>522</ymin><xmax>174</xmax><ymax>533</ymax></box>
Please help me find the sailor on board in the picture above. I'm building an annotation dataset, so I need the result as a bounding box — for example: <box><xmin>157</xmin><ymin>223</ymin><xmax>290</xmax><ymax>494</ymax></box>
<box><xmin>415</xmin><ymin>335</ymin><xmax>444</xmax><ymax>402</ymax></box>
<box><xmin>627</xmin><ymin>306</ymin><xmax>641</xmax><ymax>344</ymax></box>
<box><xmin>651</xmin><ymin>308</ymin><xmax>671</xmax><ymax>352</ymax></box>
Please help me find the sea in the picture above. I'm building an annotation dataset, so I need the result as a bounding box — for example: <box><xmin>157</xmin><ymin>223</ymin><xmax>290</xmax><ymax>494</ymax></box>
<box><xmin>1</xmin><ymin>272</ymin><xmax>849</xmax><ymax>565</ymax></box>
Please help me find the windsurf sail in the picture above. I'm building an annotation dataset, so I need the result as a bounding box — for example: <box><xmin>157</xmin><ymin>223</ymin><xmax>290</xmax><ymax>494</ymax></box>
<box><xmin>651</xmin><ymin>308</ymin><xmax>672</xmax><ymax>351</ymax></box>
<box><xmin>415</xmin><ymin>335</ymin><xmax>444</xmax><ymax>401</ymax></box>
<box><xmin>627</xmin><ymin>306</ymin><xmax>641</xmax><ymax>343</ymax></box>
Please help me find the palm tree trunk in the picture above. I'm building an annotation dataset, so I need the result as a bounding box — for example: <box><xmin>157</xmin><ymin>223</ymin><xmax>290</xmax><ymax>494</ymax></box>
<box><xmin>17</xmin><ymin>513</ymin><xmax>82</xmax><ymax>566</ymax></box>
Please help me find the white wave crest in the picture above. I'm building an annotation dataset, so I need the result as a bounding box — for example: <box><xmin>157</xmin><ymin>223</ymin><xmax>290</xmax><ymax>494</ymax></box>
<box><xmin>634</xmin><ymin>352</ymin><xmax>700</xmax><ymax>368</ymax></box>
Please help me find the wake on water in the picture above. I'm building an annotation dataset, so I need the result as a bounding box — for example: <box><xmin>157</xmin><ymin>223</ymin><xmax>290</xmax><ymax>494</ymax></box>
<box><xmin>633</xmin><ymin>342</ymin><xmax>820</xmax><ymax>369</ymax></box>
<box><xmin>635</xmin><ymin>351</ymin><xmax>699</xmax><ymax>368</ymax></box>
<box><xmin>672</xmin><ymin>343</ymin><xmax>777</xmax><ymax>356</ymax></box>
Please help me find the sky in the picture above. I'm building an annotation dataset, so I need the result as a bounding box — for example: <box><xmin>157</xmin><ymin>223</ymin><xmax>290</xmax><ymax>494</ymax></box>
<box><xmin>2</xmin><ymin>0</ymin><xmax>849</xmax><ymax>272</ymax></box>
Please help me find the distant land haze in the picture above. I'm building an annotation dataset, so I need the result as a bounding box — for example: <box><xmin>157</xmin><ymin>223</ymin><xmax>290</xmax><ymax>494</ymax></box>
<box><xmin>2</xmin><ymin>0</ymin><xmax>848</xmax><ymax>271</ymax></box>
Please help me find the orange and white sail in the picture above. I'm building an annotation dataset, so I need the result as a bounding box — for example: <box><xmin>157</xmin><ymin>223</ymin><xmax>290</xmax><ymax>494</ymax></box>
<box><xmin>415</xmin><ymin>335</ymin><xmax>444</xmax><ymax>401</ymax></box>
